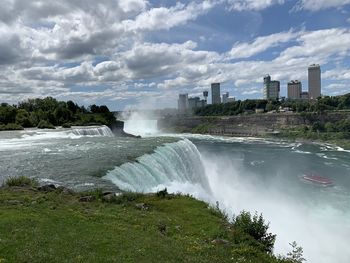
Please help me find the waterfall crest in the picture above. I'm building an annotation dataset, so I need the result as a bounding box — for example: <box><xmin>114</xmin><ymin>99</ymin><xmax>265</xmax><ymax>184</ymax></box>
<box><xmin>71</xmin><ymin>126</ymin><xmax>114</xmax><ymax>137</ymax></box>
<box><xmin>104</xmin><ymin>139</ymin><xmax>210</xmax><ymax>193</ymax></box>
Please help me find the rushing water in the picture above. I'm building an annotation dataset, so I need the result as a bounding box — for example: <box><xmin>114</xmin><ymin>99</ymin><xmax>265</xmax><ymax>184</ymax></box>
<box><xmin>0</xmin><ymin>123</ymin><xmax>350</xmax><ymax>262</ymax></box>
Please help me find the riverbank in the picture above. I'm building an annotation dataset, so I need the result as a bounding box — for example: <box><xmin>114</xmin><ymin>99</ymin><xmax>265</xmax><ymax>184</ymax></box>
<box><xmin>0</xmin><ymin>180</ymin><xmax>298</xmax><ymax>263</ymax></box>
<box><xmin>157</xmin><ymin>113</ymin><xmax>350</xmax><ymax>150</ymax></box>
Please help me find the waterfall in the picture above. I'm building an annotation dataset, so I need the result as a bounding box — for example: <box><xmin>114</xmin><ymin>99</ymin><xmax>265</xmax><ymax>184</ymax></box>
<box><xmin>71</xmin><ymin>126</ymin><xmax>114</xmax><ymax>137</ymax></box>
<box><xmin>104</xmin><ymin>139</ymin><xmax>210</xmax><ymax>193</ymax></box>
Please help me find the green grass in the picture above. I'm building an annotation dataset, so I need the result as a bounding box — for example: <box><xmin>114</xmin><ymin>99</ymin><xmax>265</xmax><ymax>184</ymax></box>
<box><xmin>3</xmin><ymin>176</ymin><xmax>38</xmax><ymax>187</ymax></box>
<box><xmin>0</xmin><ymin>186</ymin><xmax>292</xmax><ymax>263</ymax></box>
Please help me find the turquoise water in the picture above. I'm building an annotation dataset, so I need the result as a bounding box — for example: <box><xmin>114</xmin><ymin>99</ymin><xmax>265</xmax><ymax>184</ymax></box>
<box><xmin>1</xmin><ymin>125</ymin><xmax>349</xmax><ymax>262</ymax></box>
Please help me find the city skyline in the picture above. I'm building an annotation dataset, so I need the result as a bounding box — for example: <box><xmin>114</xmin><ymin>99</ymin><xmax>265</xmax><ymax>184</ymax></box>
<box><xmin>0</xmin><ymin>1</ymin><xmax>350</xmax><ymax>110</ymax></box>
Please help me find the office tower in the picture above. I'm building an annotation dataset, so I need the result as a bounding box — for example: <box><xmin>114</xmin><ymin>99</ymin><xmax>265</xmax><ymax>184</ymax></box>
<box><xmin>263</xmin><ymin>75</ymin><xmax>280</xmax><ymax>100</ymax></box>
<box><xmin>178</xmin><ymin>94</ymin><xmax>188</xmax><ymax>112</ymax></box>
<box><xmin>287</xmin><ymin>80</ymin><xmax>302</xmax><ymax>100</ymax></box>
<box><xmin>222</xmin><ymin>92</ymin><xmax>229</xmax><ymax>103</ymax></box>
<box><xmin>308</xmin><ymin>64</ymin><xmax>321</xmax><ymax>100</ymax></box>
<box><xmin>211</xmin><ymin>83</ymin><xmax>221</xmax><ymax>104</ymax></box>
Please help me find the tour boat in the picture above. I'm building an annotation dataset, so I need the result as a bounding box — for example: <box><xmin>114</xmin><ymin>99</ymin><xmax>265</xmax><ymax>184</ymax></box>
<box><xmin>302</xmin><ymin>173</ymin><xmax>333</xmax><ymax>186</ymax></box>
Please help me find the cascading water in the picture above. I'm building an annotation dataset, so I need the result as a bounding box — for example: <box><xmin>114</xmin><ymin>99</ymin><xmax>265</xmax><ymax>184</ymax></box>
<box><xmin>123</xmin><ymin>111</ymin><xmax>159</xmax><ymax>137</ymax></box>
<box><xmin>71</xmin><ymin>126</ymin><xmax>114</xmax><ymax>137</ymax></box>
<box><xmin>104</xmin><ymin>139</ymin><xmax>210</xmax><ymax>194</ymax></box>
<box><xmin>103</xmin><ymin>137</ymin><xmax>350</xmax><ymax>263</ymax></box>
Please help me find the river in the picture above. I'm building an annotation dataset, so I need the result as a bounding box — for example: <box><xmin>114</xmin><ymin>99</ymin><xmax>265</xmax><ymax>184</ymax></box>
<box><xmin>0</xmin><ymin>122</ymin><xmax>349</xmax><ymax>262</ymax></box>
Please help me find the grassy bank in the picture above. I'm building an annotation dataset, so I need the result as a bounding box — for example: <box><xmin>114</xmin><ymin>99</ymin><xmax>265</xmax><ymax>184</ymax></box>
<box><xmin>0</xmin><ymin>180</ymin><xmax>300</xmax><ymax>263</ymax></box>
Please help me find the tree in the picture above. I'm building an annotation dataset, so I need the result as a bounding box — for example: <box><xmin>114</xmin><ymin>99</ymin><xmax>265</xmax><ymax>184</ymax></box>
<box><xmin>233</xmin><ymin>211</ymin><xmax>276</xmax><ymax>253</ymax></box>
<box><xmin>15</xmin><ymin>109</ymin><xmax>32</xmax><ymax>127</ymax></box>
<box><xmin>286</xmin><ymin>241</ymin><xmax>306</xmax><ymax>263</ymax></box>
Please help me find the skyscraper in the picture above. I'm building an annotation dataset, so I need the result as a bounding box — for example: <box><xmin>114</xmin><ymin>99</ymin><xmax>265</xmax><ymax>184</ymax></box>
<box><xmin>287</xmin><ymin>80</ymin><xmax>302</xmax><ymax>100</ymax></box>
<box><xmin>263</xmin><ymin>75</ymin><xmax>280</xmax><ymax>100</ymax></box>
<box><xmin>211</xmin><ymin>83</ymin><xmax>221</xmax><ymax>104</ymax></box>
<box><xmin>308</xmin><ymin>64</ymin><xmax>321</xmax><ymax>100</ymax></box>
<box><xmin>178</xmin><ymin>94</ymin><xmax>188</xmax><ymax>112</ymax></box>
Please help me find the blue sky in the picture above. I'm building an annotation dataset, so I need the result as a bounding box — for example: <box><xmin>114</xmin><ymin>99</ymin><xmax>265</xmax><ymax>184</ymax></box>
<box><xmin>0</xmin><ymin>0</ymin><xmax>350</xmax><ymax>110</ymax></box>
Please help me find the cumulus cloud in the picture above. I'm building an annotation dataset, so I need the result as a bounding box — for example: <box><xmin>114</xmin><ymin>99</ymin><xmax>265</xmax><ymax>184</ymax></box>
<box><xmin>0</xmin><ymin>1</ymin><xmax>350</xmax><ymax>108</ymax></box>
<box><xmin>294</xmin><ymin>0</ymin><xmax>350</xmax><ymax>11</ymax></box>
<box><xmin>225</xmin><ymin>0</ymin><xmax>285</xmax><ymax>11</ymax></box>
<box><xmin>228</xmin><ymin>30</ymin><xmax>299</xmax><ymax>59</ymax></box>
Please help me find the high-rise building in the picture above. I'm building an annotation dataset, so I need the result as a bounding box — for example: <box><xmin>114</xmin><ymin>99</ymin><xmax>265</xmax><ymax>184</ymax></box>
<box><xmin>222</xmin><ymin>92</ymin><xmax>229</xmax><ymax>103</ymax></box>
<box><xmin>222</xmin><ymin>92</ymin><xmax>235</xmax><ymax>104</ymax></box>
<box><xmin>178</xmin><ymin>94</ymin><xmax>188</xmax><ymax>112</ymax></box>
<box><xmin>188</xmin><ymin>97</ymin><xmax>200</xmax><ymax>109</ymax></box>
<box><xmin>287</xmin><ymin>80</ymin><xmax>302</xmax><ymax>100</ymax></box>
<box><xmin>263</xmin><ymin>75</ymin><xmax>280</xmax><ymax>100</ymax></box>
<box><xmin>211</xmin><ymin>83</ymin><xmax>221</xmax><ymax>104</ymax></box>
<box><xmin>308</xmin><ymin>64</ymin><xmax>321</xmax><ymax>100</ymax></box>
<box><xmin>301</xmin><ymin>91</ymin><xmax>309</xmax><ymax>100</ymax></box>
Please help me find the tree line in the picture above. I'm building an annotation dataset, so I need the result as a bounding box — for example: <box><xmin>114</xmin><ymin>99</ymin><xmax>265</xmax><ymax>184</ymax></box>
<box><xmin>0</xmin><ymin>97</ymin><xmax>116</xmax><ymax>130</ymax></box>
<box><xmin>194</xmin><ymin>93</ymin><xmax>350</xmax><ymax>116</ymax></box>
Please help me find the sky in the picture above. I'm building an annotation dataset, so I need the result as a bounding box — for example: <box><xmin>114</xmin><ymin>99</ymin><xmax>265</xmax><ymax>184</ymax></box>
<box><xmin>0</xmin><ymin>0</ymin><xmax>350</xmax><ymax>110</ymax></box>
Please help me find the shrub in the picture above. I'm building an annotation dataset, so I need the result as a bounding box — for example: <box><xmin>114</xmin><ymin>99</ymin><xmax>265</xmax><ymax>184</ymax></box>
<box><xmin>156</xmin><ymin>188</ymin><xmax>168</xmax><ymax>198</ymax></box>
<box><xmin>285</xmin><ymin>241</ymin><xmax>306</xmax><ymax>263</ymax></box>
<box><xmin>233</xmin><ymin>211</ymin><xmax>276</xmax><ymax>253</ymax></box>
<box><xmin>0</xmin><ymin>123</ymin><xmax>24</xmax><ymax>131</ymax></box>
<box><xmin>62</xmin><ymin>123</ymin><xmax>72</xmax><ymax>128</ymax></box>
<box><xmin>37</xmin><ymin>120</ymin><xmax>55</xmax><ymax>129</ymax></box>
<box><xmin>4</xmin><ymin>176</ymin><xmax>38</xmax><ymax>187</ymax></box>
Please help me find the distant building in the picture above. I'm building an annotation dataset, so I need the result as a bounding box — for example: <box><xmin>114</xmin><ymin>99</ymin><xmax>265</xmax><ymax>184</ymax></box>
<box><xmin>287</xmin><ymin>80</ymin><xmax>302</xmax><ymax>100</ymax></box>
<box><xmin>308</xmin><ymin>64</ymin><xmax>321</xmax><ymax>100</ymax></box>
<box><xmin>211</xmin><ymin>83</ymin><xmax>221</xmax><ymax>104</ymax></box>
<box><xmin>178</xmin><ymin>94</ymin><xmax>188</xmax><ymax>112</ymax></box>
<box><xmin>222</xmin><ymin>92</ymin><xmax>229</xmax><ymax>103</ymax></box>
<box><xmin>222</xmin><ymin>92</ymin><xmax>235</xmax><ymax>104</ymax></box>
<box><xmin>188</xmin><ymin>97</ymin><xmax>200</xmax><ymax>109</ymax></box>
<box><xmin>188</xmin><ymin>97</ymin><xmax>207</xmax><ymax>110</ymax></box>
<box><xmin>301</xmin><ymin>91</ymin><xmax>309</xmax><ymax>100</ymax></box>
<box><xmin>263</xmin><ymin>75</ymin><xmax>280</xmax><ymax>100</ymax></box>
<box><xmin>203</xmin><ymin>91</ymin><xmax>208</xmax><ymax>103</ymax></box>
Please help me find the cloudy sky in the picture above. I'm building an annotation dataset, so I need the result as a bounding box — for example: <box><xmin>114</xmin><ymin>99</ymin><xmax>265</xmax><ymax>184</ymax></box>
<box><xmin>0</xmin><ymin>0</ymin><xmax>350</xmax><ymax>110</ymax></box>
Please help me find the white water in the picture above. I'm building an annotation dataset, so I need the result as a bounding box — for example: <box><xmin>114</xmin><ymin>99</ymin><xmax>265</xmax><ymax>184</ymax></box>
<box><xmin>0</xmin><ymin>125</ymin><xmax>114</xmax><ymax>151</ymax></box>
<box><xmin>123</xmin><ymin>112</ymin><xmax>159</xmax><ymax>137</ymax></box>
<box><xmin>104</xmin><ymin>138</ymin><xmax>350</xmax><ymax>263</ymax></box>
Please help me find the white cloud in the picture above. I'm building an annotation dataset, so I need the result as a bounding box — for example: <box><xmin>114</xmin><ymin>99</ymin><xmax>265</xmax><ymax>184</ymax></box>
<box><xmin>226</xmin><ymin>0</ymin><xmax>285</xmax><ymax>11</ymax></box>
<box><xmin>294</xmin><ymin>0</ymin><xmax>350</xmax><ymax>11</ymax></box>
<box><xmin>228</xmin><ymin>30</ymin><xmax>299</xmax><ymax>59</ymax></box>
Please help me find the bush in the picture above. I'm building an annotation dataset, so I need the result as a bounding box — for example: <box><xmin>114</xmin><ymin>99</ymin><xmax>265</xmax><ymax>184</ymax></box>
<box><xmin>0</xmin><ymin>123</ymin><xmax>24</xmax><ymax>131</ymax></box>
<box><xmin>4</xmin><ymin>176</ymin><xmax>38</xmax><ymax>187</ymax></box>
<box><xmin>37</xmin><ymin>120</ymin><xmax>55</xmax><ymax>129</ymax></box>
<box><xmin>156</xmin><ymin>188</ymin><xmax>168</xmax><ymax>198</ymax></box>
<box><xmin>233</xmin><ymin>211</ymin><xmax>276</xmax><ymax>253</ymax></box>
<box><xmin>62</xmin><ymin>123</ymin><xmax>72</xmax><ymax>128</ymax></box>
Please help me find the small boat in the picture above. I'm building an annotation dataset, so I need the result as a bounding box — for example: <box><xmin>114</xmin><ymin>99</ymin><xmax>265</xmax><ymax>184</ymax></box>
<box><xmin>302</xmin><ymin>173</ymin><xmax>333</xmax><ymax>186</ymax></box>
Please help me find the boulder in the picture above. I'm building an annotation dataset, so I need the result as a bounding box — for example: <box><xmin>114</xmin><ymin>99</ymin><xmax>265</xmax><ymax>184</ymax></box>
<box><xmin>135</xmin><ymin>203</ymin><xmax>149</xmax><ymax>211</ymax></box>
<box><xmin>37</xmin><ymin>184</ymin><xmax>56</xmax><ymax>192</ymax></box>
<box><xmin>79</xmin><ymin>196</ymin><xmax>96</xmax><ymax>202</ymax></box>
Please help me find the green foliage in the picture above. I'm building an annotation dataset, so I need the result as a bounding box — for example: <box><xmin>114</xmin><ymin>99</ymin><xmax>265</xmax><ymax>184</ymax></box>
<box><xmin>15</xmin><ymin>109</ymin><xmax>32</xmax><ymax>127</ymax></box>
<box><xmin>233</xmin><ymin>211</ymin><xmax>276</xmax><ymax>253</ymax></box>
<box><xmin>0</xmin><ymin>103</ymin><xmax>17</xmax><ymax>124</ymax></box>
<box><xmin>0</xmin><ymin>97</ymin><xmax>116</xmax><ymax>131</ymax></box>
<box><xmin>37</xmin><ymin>120</ymin><xmax>55</xmax><ymax>129</ymax></box>
<box><xmin>0</xmin><ymin>187</ymin><xmax>291</xmax><ymax>263</ymax></box>
<box><xmin>195</xmin><ymin>93</ymin><xmax>350</xmax><ymax>116</ymax></box>
<box><xmin>4</xmin><ymin>176</ymin><xmax>38</xmax><ymax>187</ymax></box>
<box><xmin>62</xmin><ymin>123</ymin><xmax>72</xmax><ymax>128</ymax></box>
<box><xmin>0</xmin><ymin>123</ymin><xmax>23</xmax><ymax>131</ymax></box>
<box><xmin>285</xmin><ymin>241</ymin><xmax>306</xmax><ymax>263</ymax></box>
